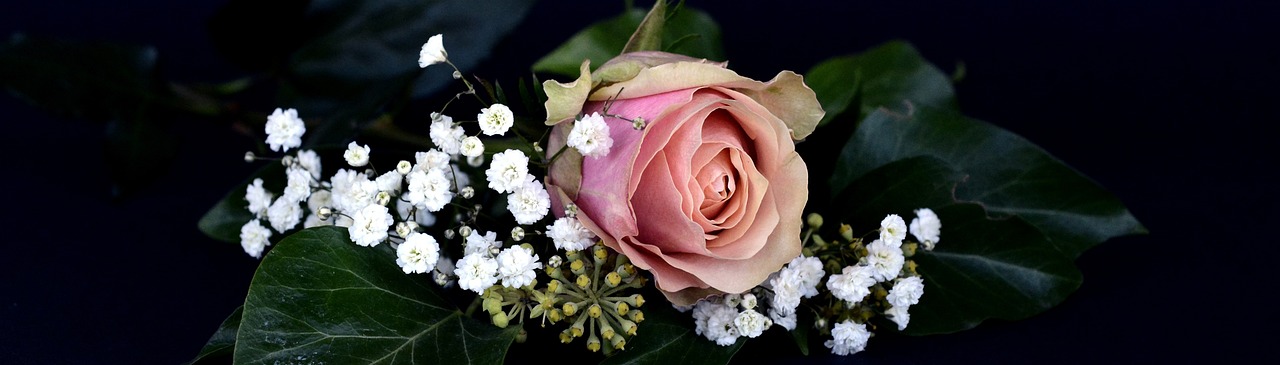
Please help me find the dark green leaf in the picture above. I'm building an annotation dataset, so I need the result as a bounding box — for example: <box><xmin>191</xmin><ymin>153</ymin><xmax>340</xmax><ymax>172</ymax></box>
<box><xmin>234</xmin><ymin>226</ymin><xmax>518</xmax><ymax>364</ymax></box>
<box><xmin>532</xmin><ymin>5</ymin><xmax>723</xmax><ymax>77</ymax></box>
<box><xmin>601</xmin><ymin>296</ymin><xmax>743</xmax><ymax>365</ymax></box>
<box><xmin>198</xmin><ymin>162</ymin><xmax>283</xmax><ymax>244</ymax></box>
<box><xmin>830</xmin><ymin>107</ymin><xmax>1145</xmax><ymax>257</ymax></box>
<box><xmin>805</xmin><ymin>41</ymin><xmax>956</xmax><ymax>127</ymax></box>
<box><xmin>622</xmin><ymin>0</ymin><xmax>667</xmax><ymax>54</ymax></box>
<box><xmin>186</xmin><ymin>306</ymin><xmax>243</xmax><ymax>365</ymax></box>
<box><xmin>832</xmin><ymin>156</ymin><xmax>968</xmax><ymax>230</ymax></box>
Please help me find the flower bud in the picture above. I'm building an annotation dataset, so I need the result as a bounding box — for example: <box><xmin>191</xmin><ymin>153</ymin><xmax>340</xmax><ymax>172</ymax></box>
<box><xmin>587</xmin><ymin>303</ymin><xmax>602</xmax><ymax>319</ymax></box>
<box><xmin>460</xmin><ymin>186</ymin><xmax>475</xmax><ymax>199</ymax></box>
<box><xmin>467</xmin><ymin>154</ymin><xmax>484</xmax><ymax>167</ymax></box>
<box><xmin>840</xmin><ymin>224</ymin><xmax>855</xmax><ymax>242</ymax></box>
<box><xmin>452</xmin><ymin>70</ymin><xmax>462</xmax><ymax>79</ymax></box>
<box><xmin>632</xmin><ymin>117</ymin><xmax>646</xmax><ymax>130</ymax></box>
<box><xmin>628</xmin><ymin>310</ymin><xmax>644</xmax><ymax>323</ymax></box>
<box><xmin>243</xmin><ymin>151</ymin><xmax>256</xmax><ymax>163</ymax></box>
<box><xmin>576</xmin><ymin>274</ymin><xmax>591</xmax><ymax>289</ymax></box>
<box><xmin>317</xmin><ymin>207</ymin><xmax>333</xmax><ymax>220</ymax></box>
<box><xmin>806</xmin><ymin>213</ymin><xmax>824</xmax><ymax>229</ymax></box>
<box><xmin>614</xmin><ymin>301</ymin><xmax>629</xmax><ymax>316</ymax></box>
<box><xmin>396</xmin><ymin>160</ymin><xmax>412</xmax><ymax>175</ymax></box>
<box><xmin>281</xmin><ymin>155</ymin><xmax>294</xmax><ymax>166</ymax></box>
<box><xmin>376</xmin><ymin>191</ymin><xmax>391</xmax><ymax>206</ymax></box>
<box><xmin>547</xmin><ymin>255</ymin><xmax>563</xmax><ymax>268</ymax></box>
<box><xmin>599</xmin><ymin>320</ymin><xmax>616</xmax><ymax>340</ymax></box>
<box><xmin>515</xmin><ymin>329</ymin><xmax>527</xmax><ymax>344</ymax></box>
<box><xmin>562</xmin><ymin>302</ymin><xmax>578</xmax><ymax>317</ymax></box>
<box><xmin>458</xmin><ymin>225</ymin><xmax>473</xmax><ymax>238</ymax></box>
<box><xmin>443</xmin><ymin>229</ymin><xmax>455</xmax><ymax>239</ymax></box>
<box><xmin>511</xmin><ymin>226</ymin><xmax>525</xmax><ymax>241</ymax></box>
<box><xmin>490</xmin><ymin>311</ymin><xmax>509</xmax><ymax>328</ymax></box>
<box><xmin>609</xmin><ymin>332</ymin><xmax>626</xmax><ymax>350</ymax></box>
<box><xmin>605</xmin><ymin>272</ymin><xmax>622</xmax><ymax>288</ymax></box>
<box><xmin>559</xmin><ymin>328</ymin><xmax>574</xmax><ymax>344</ymax></box>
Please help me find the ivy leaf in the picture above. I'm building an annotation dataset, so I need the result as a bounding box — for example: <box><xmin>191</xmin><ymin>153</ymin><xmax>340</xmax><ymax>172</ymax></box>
<box><xmin>532</xmin><ymin>4</ymin><xmax>723</xmax><ymax>77</ymax></box>
<box><xmin>832</xmin><ymin>157</ymin><xmax>1084</xmax><ymax>335</ymax></box>
<box><xmin>233</xmin><ymin>226</ymin><xmax>518</xmax><ymax>364</ymax></box>
<box><xmin>805</xmin><ymin>41</ymin><xmax>957</xmax><ymax>127</ymax></box>
<box><xmin>830</xmin><ymin>107</ymin><xmax>1145</xmax><ymax>258</ymax></box>
<box><xmin>197</xmin><ymin>163</ymin><xmax>283</xmax><ymax>244</ymax></box>
<box><xmin>185</xmin><ymin>306</ymin><xmax>242</xmax><ymax>365</ymax></box>
<box><xmin>600</xmin><ymin>295</ymin><xmax>743</xmax><ymax>365</ymax></box>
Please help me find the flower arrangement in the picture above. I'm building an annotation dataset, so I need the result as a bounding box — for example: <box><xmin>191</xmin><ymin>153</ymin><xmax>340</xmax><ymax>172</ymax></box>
<box><xmin>178</xmin><ymin>1</ymin><xmax>1144</xmax><ymax>363</ymax></box>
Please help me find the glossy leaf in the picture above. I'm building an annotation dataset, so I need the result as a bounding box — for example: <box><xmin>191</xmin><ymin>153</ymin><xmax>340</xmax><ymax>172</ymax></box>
<box><xmin>600</xmin><ymin>294</ymin><xmax>743</xmax><ymax>365</ymax></box>
<box><xmin>186</xmin><ymin>306</ymin><xmax>243</xmax><ymax>365</ymax></box>
<box><xmin>233</xmin><ymin>226</ymin><xmax>518</xmax><ymax>364</ymax></box>
<box><xmin>805</xmin><ymin>41</ymin><xmax>956</xmax><ymax>127</ymax></box>
<box><xmin>830</xmin><ymin>107</ymin><xmax>1145</xmax><ymax>258</ymax></box>
<box><xmin>532</xmin><ymin>4</ymin><xmax>723</xmax><ymax>77</ymax></box>
<box><xmin>197</xmin><ymin>163</ymin><xmax>283</xmax><ymax>244</ymax></box>
<box><xmin>832</xmin><ymin>157</ymin><xmax>1084</xmax><ymax>335</ymax></box>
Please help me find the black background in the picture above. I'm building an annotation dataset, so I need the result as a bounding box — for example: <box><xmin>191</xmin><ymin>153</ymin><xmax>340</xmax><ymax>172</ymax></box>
<box><xmin>2</xmin><ymin>0</ymin><xmax>1276</xmax><ymax>364</ymax></box>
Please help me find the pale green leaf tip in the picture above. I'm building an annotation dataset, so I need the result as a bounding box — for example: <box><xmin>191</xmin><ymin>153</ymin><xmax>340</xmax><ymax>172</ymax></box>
<box><xmin>542</xmin><ymin>59</ymin><xmax>593</xmax><ymax>126</ymax></box>
<box><xmin>622</xmin><ymin>0</ymin><xmax>667</xmax><ymax>53</ymax></box>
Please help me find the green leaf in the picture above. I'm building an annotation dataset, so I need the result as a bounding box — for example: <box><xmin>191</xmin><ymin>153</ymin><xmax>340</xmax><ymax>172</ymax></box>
<box><xmin>622</xmin><ymin>0</ymin><xmax>667</xmax><ymax>54</ymax></box>
<box><xmin>600</xmin><ymin>295</ymin><xmax>743</xmax><ymax>365</ymax></box>
<box><xmin>532</xmin><ymin>5</ymin><xmax>723</xmax><ymax>77</ymax></box>
<box><xmin>830</xmin><ymin>107</ymin><xmax>1145</xmax><ymax>258</ymax></box>
<box><xmin>198</xmin><ymin>163</ymin><xmax>284</xmax><ymax>244</ymax></box>
<box><xmin>805</xmin><ymin>41</ymin><xmax>956</xmax><ymax>127</ymax></box>
<box><xmin>234</xmin><ymin>226</ymin><xmax>518</xmax><ymax>364</ymax></box>
<box><xmin>831</xmin><ymin>158</ymin><xmax>1085</xmax><ymax>335</ymax></box>
<box><xmin>186</xmin><ymin>306</ymin><xmax>243</xmax><ymax>365</ymax></box>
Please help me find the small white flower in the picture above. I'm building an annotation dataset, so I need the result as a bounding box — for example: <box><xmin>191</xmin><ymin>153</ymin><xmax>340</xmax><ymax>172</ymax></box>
<box><xmin>396</xmin><ymin>160</ymin><xmax>413</xmax><ymax>175</ymax></box>
<box><xmin>396</xmin><ymin>232</ymin><xmax>441</xmax><ymax>274</ymax></box>
<box><xmin>885</xmin><ymin>305</ymin><xmax>911</xmax><ymax>331</ymax></box>
<box><xmin>769</xmin><ymin>310</ymin><xmax>797</xmax><ymax>331</ymax></box>
<box><xmin>463</xmin><ymin>230</ymin><xmax>501</xmax><ymax>256</ymax></box>
<box><xmin>825</xmin><ymin>320</ymin><xmax>871</xmax><ymax>356</ymax></box>
<box><xmin>460</xmin><ymin>136</ymin><xmax>485</xmax><ymax>158</ymax></box>
<box><xmin>239</xmin><ymin>220</ymin><xmax>272</xmax><ymax>258</ymax></box>
<box><xmin>733</xmin><ymin>309</ymin><xmax>770</xmax><ymax>338</ymax></box>
<box><xmin>547</xmin><ymin>216</ymin><xmax>595</xmax><ymax>251</ymax></box>
<box><xmin>910</xmin><ymin>208</ymin><xmax>942</xmax><ymax>250</ymax></box>
<box><xmin>295</xmin><ymin>149</ymin><xmax>322</xmax><ymax>179</ymax></box>
<box><xmin>418</xmin><ymin>34</ymin><xmax>447</xmax><ymax>68</ymax></box>
<box><xmin>880</xmin><ymin>214</ymin><xmax>908</xmax><ymax>246</ymax></box>
<box><xmin>866</xmin><ymin>239</ymin><xmax>905</xmax><ymax>282</ymax></box>
<box><xmin>429</xmin><ymin>114</ymin><xmax>464</xmax><ymax>155</ymax></box>
<box><xmin>266</xmin><ymin>198</ymin><xmax>302</xmax><ymax>233</ymax></box>
<box><xmin>264</xmin><ymin>108</ymin><xmax>305</xmax><ymax>152</ymax></box>
<box><xmin>331</xmin><ymin>170</ymin><xmax>377</xmax><ymax>214</ymax></box>
<box><xmin>244</xmin><ymin>178</ymin><xmax>273</xmax><ymax>218</ymax></box>
<box><xmin>827</xmin><ymin>265</ymin><xmax>877</xmax><ymax>305</ymax></box>
<box><xmin>786</xmin><ymin>255</ymin><xmax>825</xmax><ymax>298</ymax></box>
<box><xmin>768</xmin><ymin>269</ymin><xmax>803</xmax><ymax>318</ymax></box>
<box><xmin>414</xmin><ymin>149</ymin><xmax>451</xmax><ymax>173</ymax></box>
<box><xmin>507</xmin><ymin>179</ymin><xmax>550</xmax><ymax>225</ymax></box>
<box><xmin>567</xmin><ymin>112</ymin><xmax>613</xmax><ymax>158</ymax></box>
<box><xmin>477</xmin><ymin>103</ymin><xmax>514</xmax><ymax>136</ymax></box>
<box><xmin>343</xmin><ymin>142</ymin><xmax>370</xmax><ymax>167</ymax></box>
<box><xmin>375</xmin><ymin>171</ymin><xmax>402</xmax><ymax>194</ymax></box>
<box><xmin>486</xmin><ymin>149</ymin><xmax>531</xmax><ymax>193</ymax></box>
<box><xmin>692</xmin><ymin>300</ymin><xmax>740</xmax><ymax>346</ymax></box>
<box><xmin>455</xmin><ymin>252</ymin><xmax>499</xmax><ymax>294</ymax></box>
<box><xmin>496</xmin><ymin>245</ymin><xmax>541</xmax><ymax>288</ymax></box>
<box><xmin>348</xmin><ymin>204</ymin><xmax>392</xmax><ymax>247</ymax></box>
<box><xmin>886</xmin><ymin>276</ymin><xmax>925</xmax><ymax>308</ymax></box>
<box><xmin>405</xmin><ymin>169</ymin><xmax>453</xmax><ymax>212</ymax></box>
<box><xmin>740</xmin><ymin>293</ymin><xmax>758</xmax><ymax>310</ymax></box>
<box><xmin>283</xmin><ymin>166</ymin><xmax>312</xmax><ymax>203</ymax></box>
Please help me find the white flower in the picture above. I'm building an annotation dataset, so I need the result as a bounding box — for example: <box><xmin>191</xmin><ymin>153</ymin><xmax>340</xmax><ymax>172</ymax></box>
<box><xmin>547</xmin><ymin>217</ymin><xmax>595</xmax><ymax>251</ymax></box>
<box><xmin>239</xmin><ymin>220</ymin><xmax>272</xmax><ymax>258</ymax></box>
<box><xmin>477</xmin><ymin>103</ymin><xmax>514</xmax><ymax>136</ymax></box>
<box><xmin>768</xmin><ymin>269</ymin><xmax>803</xmax><ymax>318</ymax></box>
<box><xmin>692</xmin><ymin>300</ymin><xmax>740</xmax><ymax>346</ymax></box>
<box><xmin>395</xmin><ymin>199</ymin><xmax>436</xmax><ymax>227</ymax></box>
<box><xmin>885</xmin><ymin>305</ymin><xmax>911</xmax><ymax>331</ymax></box>
<box><xmin>396</xmin><ymin>232</ymin><xmax>441</xmax><ymax>274</ymax></box>
<box><xmin>460</xmin><ymin>136</ymin><xmax>485</xmax><ymax>158</ymax></box>
<box><xmin>910</xmin><ymin>208</ymin><xmax>942</xmax><ymax>250</ymax></box>
<box><xmin>733</xmin><ymin>309</ymin><xmax>770</xmax><ymax>338</ymax></box>
<box><xmin>343</xmin><ymin>142</ymin><xmax>370</xmax><ymax>167</ymax></box>
<box><xmin>396</xmin><ymin>160</ymin><xmax>412</xmax><ymax>175</ymax></box>
<box><xmin>496</xmin><ymin>245</ymin><xmax>541</xmax><ymax>288</ymax></box>
<box><xmin>507</xmin><ymin>179</ymin><xmax>550</xmax><ymax>225</ymax></box>
<box><xmin>264</xmin><ymin>108</ymin><xmax>305</xmax><ymax>152</ymax></box>
<box><xmin>769</xmin><ymin>310</ymin><xmax>797</xmax><ymax>331</ymax></box>
<box><xmin>740</xmin><ymin>293</ymin><xmax>758</xmax><ymax>310</ymax></box>
<box><xmin>880</xmin><ymin>214</ymin><xmax>907</xmax><ymax>246</ymax></box>
<box><xmin>567</xmin><ymin>112</ymin><xmax>613</xmax><ymax>158</ymax></box>
<box><xmin>329</xmin><ymin>169</ymin><xmax>374</xmax><ymax>213</ymax></box>
<box><xmin>825</xmin><ymin>320</ymin><xmax>871</xmax><ymax>356</ymax></box>
<box><xmin>348</xmin><ymin>204</ymin><xmax>392</xmax><ymax>247</ymax></box>
<box><xmin>375</xmin><ymin>171</ymin><xmax>402</xmax><ymax>194</ymax></box>
<box><xmin>266</xmin><ymin>197</ymin><xmax>302</xmax><ymax>233</ymax></box>
<box><xmin>786</xmin><ymin>255</ymin><xmax>825</xmax><ymax>298</ymax></box>
<box><xmin>866</xmin><ymin>239</ymin><xmax>905</xmax><ymax>282</ymax></box>
<box><xmin>455</xmin><ymin>252</ymin><xmax>499</xmax><ymax>294</ymax></box>
<box><xmin>886</xmin><ymin>276</ymin><xmax>925</xmax><ymax>308</ymax></box>
<box><xmin>418</xmin><ymin>34</ymin><xmax>447</xmax><ymax>68</ymax></box>
<box><xmin>295</xmin><ymin>149</ymin><xmax>322</xmax><ymax>179</ymax></box>
<box><xmin>429</xmin><ymin>114</ymin><xmax>463</xmax><ymax>155</ymax></box>
<box><xmin>464</xmin><ymin>230</ymin><xmax>501</xmax><ymax>256</ymax></box>
<box><xmin>405</xmin><ymin>169</ymin><xmax>453</xmax><ymax>212</ymax></box>
<box><xmin>244</xmin><ymin>178</ymin><xmax>273</xmax><ymax>218</ymax></box>
<box><xmin>283</xmin><ymin>166</ymin><xmax>312</xmax><ymax>203</ymax></box>
<box><xmin>415</xmin><ymin>149</ymin><xmax>451</xmax><ymax>173</ymax></box>
<box><xmin>306</xmin><ymin>189</ymin><xmax>331</xmax><ymax>213</ymax></box>
<box><xmin>486</xmin><ymin>149</ymin><xmax>531</xmax><ymax>193</ymax></box>
<box><xmin>827</xmin><ymin>265</ymin><xmax>876</xmax><ymax>305</ymax></box>
<box><xmin>467</xmin><ymin>154</ymin><xmax>484</xmax><ymax>167</ymax></box>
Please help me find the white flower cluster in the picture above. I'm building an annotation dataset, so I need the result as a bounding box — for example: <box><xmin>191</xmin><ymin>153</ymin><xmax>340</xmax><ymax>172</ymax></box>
<box><xmin>688</xmin><ymin>209</ymin><xmax>942</xmax><ymax>356</ymax></box>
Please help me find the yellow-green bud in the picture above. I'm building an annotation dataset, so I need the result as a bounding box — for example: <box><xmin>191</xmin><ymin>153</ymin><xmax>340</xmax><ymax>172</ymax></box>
<box><xmin>483</xmin><ymin>297</ymin><xmax>503</xmax><ymax>314</ymax></box>
<box><xmin>839</xmin><ymin>223</ymin><xmax>855</xmax><ymax>242</ymax></box>
<box><xmin>576</xmin><ymin>274</ymin><xmax>591</xmax><ymax>289</ymax></box>
<box><xmin>609</xmin><ymin>333</ymin><xmax>626</xmax><ymax>350</ymax></box>
<box><xmin>615</xmin><ymin>301</ymin><xmax>630</xmax><ymax>316</ymax></box>
<box><xmin>562</xmin><ymin>302</ymin><xmax>579</xmax><ymax>317</ymax></box>
<box><xmin>807</xmin><ymin>213</ymin><xmax>823</xmax><ymax>229</ymax></box>
<box><xmin>491</xmin><ymin>311</ymin><xmax>509</xmax><ymax>328</ymax></box>
<box><xmin>599</xmin><ymin>320</ymin><xmax>616</xmax><ymax>340</ymax></box>
<box><xmin>629</xmin><ymin>310</ymin><xmax>644</xmax><ymax>323</ymax></box>
<box><xmin>571</xmin><ymin>314</ymin><xmax>587</xmax><ymax>337</ymax></box>
<box><xmin>586</xmin><ymin>334</ymin><xmax>601</xmax><ymax>352</ymax></box>
<box><xmin>630</xmin><ymin>294</ymin><xmax>645</xmax><ymax>307</ymax></box>
<box><xmin>515</xmin><ymin>329</ymin><xmax>528</xmax><ymax>343</ymax></box>
<box><xmin>588</xmin><ymin>303</ymin><xmax>603</xmax><ymax>318</ymax></box>
<box><xmin>906</xmin><ymin>260</ymin><xmax>919</xmax><ymax>275</ymax></box>
<box><xmin>570</xmin><ymin>259</ymin><xmax>587</xmax><ymax>275</ymax></box>
<box><xmin>559</xmin><ymin>328</ymin><xmax>573</xmax><ymax>344</ymax></box>
<box><xmin>874</xmin><ymin>285</ymin><xmax>889</xmax><ymax>301</ymax></box>
<box><xmin>547</xmin><ymin>279</ymin><xmax>561</xmax><ymax>294</ymax></box>
<box><xmin>605</xmin><ymin>271</ymin><xmax>622</xmax><ymax>287</ymax></box>
<box><xmin>592</xmin><ymin>245</ymin><xmax>609</xmax><ymax>263</ymax></box>
<box><xmin>903</xmin><ymin>242</ymin><xmax>918</xmax><ymax>257</ymax></box>
<box><xmin>618</xmin><ymin>318</ymin><xmax>638</xmax><ymax>336</ymax></box>
<box><xmin>548</xmin><ymin>308</ymin><xmax>563</xmax><ymax>323</ymax></box>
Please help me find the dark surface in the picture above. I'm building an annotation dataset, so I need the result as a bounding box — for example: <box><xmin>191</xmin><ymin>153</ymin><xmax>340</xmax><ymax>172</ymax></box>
<box><xmin>1</xmin><ymin>0</ymin><xmax>1275</xmax><ymax>364</ymax></box>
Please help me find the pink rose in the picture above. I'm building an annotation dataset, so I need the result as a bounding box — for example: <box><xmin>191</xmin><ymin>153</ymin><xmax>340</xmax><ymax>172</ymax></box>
<box><xmin>543</xmin><ymin>52</ymin><xmax>823</xmax><ymax>306</ymax></box>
